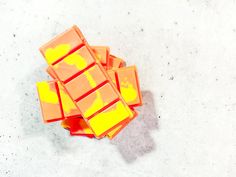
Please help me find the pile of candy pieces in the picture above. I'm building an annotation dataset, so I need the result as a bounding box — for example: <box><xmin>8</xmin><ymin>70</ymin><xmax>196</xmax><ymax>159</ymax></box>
<box><xmin>36</xmin><ymin>25</ymin><xmax>142</xmax><ymax>139</ymax></box>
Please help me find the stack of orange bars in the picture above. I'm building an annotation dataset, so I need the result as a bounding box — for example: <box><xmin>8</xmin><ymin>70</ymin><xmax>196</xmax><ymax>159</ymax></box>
<box><xmin>36</xmin><ymin>25</ymin><xmax>143</xmax><ymax>139</ymax></box>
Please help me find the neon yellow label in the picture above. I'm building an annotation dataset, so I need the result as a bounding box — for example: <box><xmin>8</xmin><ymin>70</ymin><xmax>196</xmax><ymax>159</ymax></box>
<box><xmin>45</xmin><ymin>44</ymin><xmax>71</xmax><ymax>64</ymax></box>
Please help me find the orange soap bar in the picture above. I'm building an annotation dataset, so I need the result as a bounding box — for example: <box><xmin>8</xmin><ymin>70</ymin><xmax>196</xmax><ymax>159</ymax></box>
<box><xmin>36</xmin><ymin>81</ymin><xmax>63</xmax><ymax>122</ymax></box>
<box><xmin>40</xmin><ymin>26</ymin><xmax>133</xmax><ymax>138</ymax></box>
<box><xmin>91</xmin><ymin>46</ymin><xmax>110</xmax><ymax>67</ymax></box>
<box><xmin>116</xmin><ymin>66</ymin><xmax>142</xmax><ymax>107</ymax></box>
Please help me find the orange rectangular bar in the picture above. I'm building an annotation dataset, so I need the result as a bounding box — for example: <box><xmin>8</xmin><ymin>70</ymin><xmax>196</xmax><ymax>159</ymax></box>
<box><xmin>36</xmin><ymin>81</ymin><xmax>64</xmax><ymax>123</ymax></box>
<box><xmin>115</xmin><ymin>66</ymin><xmax>142</xmax><ymax>107</ymax></box>
<box><xmin>40</xmin><ymin>26</ymin><xmax>134</xmax><ymax>138</ymax></box>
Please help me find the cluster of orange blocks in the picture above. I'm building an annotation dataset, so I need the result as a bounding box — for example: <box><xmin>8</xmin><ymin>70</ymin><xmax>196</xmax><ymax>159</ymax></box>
<box><xmin>36</xmin><ymin>25</ymin><xmax>143</xmax><ymax>139</ymax></box>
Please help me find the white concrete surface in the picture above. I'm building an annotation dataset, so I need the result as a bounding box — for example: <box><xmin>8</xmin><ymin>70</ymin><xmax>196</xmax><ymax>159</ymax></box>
<box><xmin>0</xmin><ymin>0</ymin><xmax>236</xmax><ymax>176</ymax></box>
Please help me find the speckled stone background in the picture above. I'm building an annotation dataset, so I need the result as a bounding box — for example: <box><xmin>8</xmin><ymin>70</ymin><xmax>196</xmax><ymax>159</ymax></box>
<box><xmin>0</xmin><ymin>0</ymin><xmax>236</xmax><ymax>176</ymax></box>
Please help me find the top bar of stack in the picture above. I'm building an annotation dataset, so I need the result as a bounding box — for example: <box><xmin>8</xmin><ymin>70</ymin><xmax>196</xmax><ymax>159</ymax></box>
<box><xmin>39</xmin><ymin>26</ymin><xmax>134</xmax><ymax>138</ymax></box>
